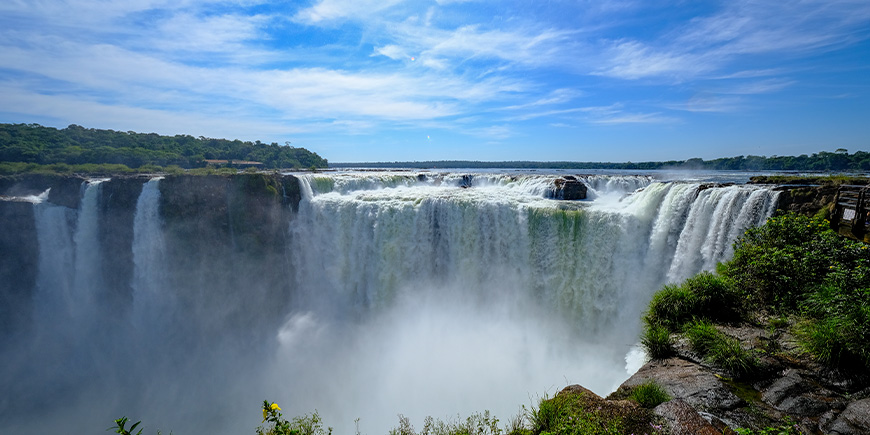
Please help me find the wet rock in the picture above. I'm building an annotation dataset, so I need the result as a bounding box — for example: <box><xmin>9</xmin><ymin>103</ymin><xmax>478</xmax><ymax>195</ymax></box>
<box><xmin>655</xmin><ymin>399</ymin><xmax>723</xmax><ymax>435</ymax></box>
<box><xmin>825</xmin><ymin>399</ymin><xmax>870</xmax><ymax>435</ymax></box>
<box><xmin>546</xmin><ymin>176</ymin><xmax>587</xmax><ymax>200</ymax></box>
<box><xmin>617</xmin><ymin>357</ymin><xmax>744</xmax><ymax>412</ymax></box>
<box><xmin>761</xmin><ymin>369</ymin><xmax>845</xmax><ymax>417</ymax></box>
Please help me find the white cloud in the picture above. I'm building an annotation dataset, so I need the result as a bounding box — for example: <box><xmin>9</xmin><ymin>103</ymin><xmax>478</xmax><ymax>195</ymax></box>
<box><xmin>293</xmin><ymin>0</ymin><xmax>406</xmax><ymax>24</ymax></box>
<box><xmin>372</xmin><ymin>44</ymin><xmax>409</xmax><ymax>60</ymax></box>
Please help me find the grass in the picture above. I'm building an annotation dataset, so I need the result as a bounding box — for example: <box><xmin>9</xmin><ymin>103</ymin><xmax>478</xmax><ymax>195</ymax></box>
<box><xmin>640</xmin><ymin>324</ymin><xmax>674</xmax><ymax>360</ymax></box>
<box><xmin>643</xmin><ymin>272</ymin><xmax>741</xmax><ymax>332</ymax></box>
<box><xmin>627</xmin><ymin>382</ymin><xmax>671</xmax><ymax>409</ymax></box>
<box><xmin>641</xmin><ymin>212</ymin><xmax>870</xmax><ymax>374</ymax></box>
<box><xmin>684</xmin><ymin>320</ymin><xmax>759</xmax><ymax>378</ymax></box>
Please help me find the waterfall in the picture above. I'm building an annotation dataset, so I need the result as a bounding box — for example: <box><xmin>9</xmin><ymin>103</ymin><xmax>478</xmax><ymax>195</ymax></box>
<box><xmin>4</xmin><ymin>171</ymin><xmax>782</xmax><ymax>435</ymax></box>
<box><xmin>279</xmin><ymin>173</ymin><xmax>780</xmax><ymax>433</ymax></box>
<box><xmin>132</xmin><ymin>178</ymin><xmax>170</xmax><ymax>328</ymax></box>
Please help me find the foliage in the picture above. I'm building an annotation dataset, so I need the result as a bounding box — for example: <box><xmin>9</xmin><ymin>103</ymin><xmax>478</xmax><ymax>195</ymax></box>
<box><xmin>390</xmin><ymin>411</ymin><xmax>502</xmax><ymax>435</ymax></box>
<box><xmin>796</xmin><ymin>277</ymin><xmax>870</xmax><ymax>370</ymax></box>
<box><xmin>111</xmin><ymin>417</ymin><xmax>143</xmax><ymax>435</ymax></box>
<box><xmin>735</xmin><ymin>418</ymin><xmax>802</xmax><ymax>435</ymax></box>
<box><xmin>713</xmin><ymin>212</ymin><xmax>870</xmax><ymax>372</ymax></box>
<box><xmin>257</xmin><ymin>401</ymin><xmax>332</xmax><ymax>435</ymax></box>
<box><xmin>640</xmin><ymin>324</ymin><xmax>674</xmax><ymax>360</ymax></box>
<box><xmin>718</xmin><ymin>213</ymin><xmax>846</xmax><ymax>312</ymax></box>
<box><xmin>627</xmin><ymin>382</ymin><xmax>671</xmax><ymax>409</ymax></box>
<box><xmin>684</xmin><ymin>320</ymin><xmax>759</xmax><ymax>378</ymax></box>
<box><xmin>643</xmin><ymin>272</ymin><xmax>741</xmax><ymax>332</ymax></box>
<box><xmin>0</xmin><ymin>123</ymin><xmax>327</xmax><ymax>170</ymax></box>
<box><xmin>516</xmin><ymin>391</ymin><xmax>666</xmax><ymax>435</ymax></box>
<box><xmin>328</xmin><ymin>150</ymin><xmax>870</xmax><ymax>171</ymax></box>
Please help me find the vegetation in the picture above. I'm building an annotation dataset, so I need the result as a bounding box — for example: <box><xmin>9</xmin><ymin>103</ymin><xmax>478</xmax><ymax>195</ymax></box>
<box><xmin>642</xmin><ymin>212</ymin><xmax>870</xmax><ymax>373</ymax></box>
<box><xmin>626</xmin><ymin>382</ymin><xmax>671</xmax><ymax>409</ymax></box>
<box><xmin>684</xmin><ymin>320</ymin><xmax>758</xmax><ymax>378</ymax></box>
<box><xmin>330</xmin><ymin>149</ymin><xmax>870</xmax><ymax>171</ymax></box>
<box><xmin>258</xmin><ymin>401</ymin><xmax>332</xmax><ymax>435</ymax></box>
<box><xmin>0</xmin><ymin>123</ymin><xmax>327</xmax><ymax>172</ymax></box>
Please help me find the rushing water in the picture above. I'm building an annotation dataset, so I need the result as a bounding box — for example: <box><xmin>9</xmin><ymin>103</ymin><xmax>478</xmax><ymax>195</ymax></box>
<box><xmin>0</xmin><ymin>171</ymin><xmax>780</xmax><ymax>435</ymax></box>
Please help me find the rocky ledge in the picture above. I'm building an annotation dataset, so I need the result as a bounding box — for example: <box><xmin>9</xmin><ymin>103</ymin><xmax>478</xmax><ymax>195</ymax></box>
<box><xmin>591</xmin><ymin>321</ymin><xmax>870</xmax><ymax>434</ymax></box>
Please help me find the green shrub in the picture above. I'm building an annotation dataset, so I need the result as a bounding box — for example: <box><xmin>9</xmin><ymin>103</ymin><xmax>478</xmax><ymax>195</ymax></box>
<box><xmin>684</xmin><ymin>319</ymin><xmax>721</xmax><ymax>355</ymax></box>
<box><xmin>684</xmin><ymin>320</ymin><xmax>758</xmax><ymax>378</ymax></box>
<box><xmin>641</xmin><ymin>324</ymin><xmax>674</xmax><ymax>360</ymax></box>
<box><xmin>644</xmin><ymin>272</ymin><xmax>741</xmax><ymax>332</ymax></box>
<box><xmin>627</xmin><ymin>382</ymin><xmax>671</xmax><ymax>408</ymax></box>
<box><xmin>719</xmin><ymin>213</ymin><xmax>846</xmax><ymax>312</ymax></box>
<box><xmin>643</xmin><ymin>283</ymin><xmax>696</xmax><ymax>331</ymax></box>
<box><xmin>797</xmin><ymin>280</ymin><xmax>870</xmax><ymax>371</ymax></box>
<box><xmin>257</xmin><ymin>401</ymin><xmax>332</xmax><ymax>435</ymax></box>
<box><xmin>683</xmin><ymin>272</ymin><xmax>742</xmax><ymax>323</ymax></box>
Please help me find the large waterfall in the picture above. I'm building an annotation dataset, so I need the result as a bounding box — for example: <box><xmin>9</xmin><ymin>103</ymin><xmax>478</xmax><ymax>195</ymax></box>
<box><xmin>0</xmin><ymin>171</ymin><xmax>779</xmax><ymax>435</ymax></box>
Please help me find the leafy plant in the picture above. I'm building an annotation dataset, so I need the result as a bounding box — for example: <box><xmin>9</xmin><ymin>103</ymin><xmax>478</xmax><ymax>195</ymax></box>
<box><xmin>110</xmin><ymin>417</ymin><xmax>143</xmax><ymax>435</ymax></box>
<box><xmin>256</xmin><ymin>401</ymin><xmax>332</xmax><ymax>435</ymax></box>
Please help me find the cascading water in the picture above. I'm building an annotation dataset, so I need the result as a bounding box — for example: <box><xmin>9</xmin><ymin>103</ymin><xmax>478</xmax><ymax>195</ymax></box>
<box><xmin>132</xmin><ymin>178</ymin><xmax>170</xmax><ymax>329</ymax></box>
<box><xmin>0</xmin><ymin>171</ymin><xmax>781</xmax><ymax>435</ymax></box>
<box><xmin>275</xmin><ymin>172</ymin><xmax>781</xmax><ymax>433</ymax></box>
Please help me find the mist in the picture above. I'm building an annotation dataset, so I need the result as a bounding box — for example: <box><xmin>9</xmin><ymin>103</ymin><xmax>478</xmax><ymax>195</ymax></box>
<box><xmin>0</xmin><ymin>172</ymin><xmax>779</xmax><ymax>434</ymax></box>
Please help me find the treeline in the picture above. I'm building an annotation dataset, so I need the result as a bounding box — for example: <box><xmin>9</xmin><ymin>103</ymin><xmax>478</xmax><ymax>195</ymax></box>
<box><xmin>0</xmin><ymin>123</ymin><xmax>327</xmax><ymax>170</ymax></box>
<box><xmin>332</xmin><ymin>150</ymin><xmax>870</xmax><ymax>171</ymax></box>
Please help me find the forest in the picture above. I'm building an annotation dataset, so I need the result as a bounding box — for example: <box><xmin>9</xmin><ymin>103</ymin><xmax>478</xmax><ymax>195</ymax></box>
<box><xmin>331</xmin><ymin>149</ymin><xmax>870</xmax><ymax>171</ymax></box>
<box><xmin>0</xmin><ymin>123</ymin><xmax>327</xmax><ymax>172</ymax></box>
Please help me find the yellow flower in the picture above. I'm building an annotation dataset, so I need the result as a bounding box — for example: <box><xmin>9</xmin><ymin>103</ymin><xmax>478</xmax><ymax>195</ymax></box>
<box><xmin>270</xmin><ymin>403</ymin><xmax>281</xmax><ymax>411</ymax></box>
<box><xmin>262</xmin><ymin>408</ymin><xmax>268</xmax><ymax>422</ymax></box>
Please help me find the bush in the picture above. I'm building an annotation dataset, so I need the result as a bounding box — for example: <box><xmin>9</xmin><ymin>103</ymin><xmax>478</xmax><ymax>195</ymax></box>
<box><xmin>627</xmin><ymin>382</ymin><xmax>671</xmax><ymax>408</ymax></box>
<box><xmin>641</xmin><ymin>324</ymin><xmax>674</xmax><ymax>360</ymax></box>
<box><xmin>643</xmin><ymin>284</ymin><xmax>696</xmax><ymax>331</ymax></box>
<box><xmin>719</xmin><ymin>213</ymin><xmax>845</xmax><ymax>312</ymax></box>
<box><xmin>797</xmin><ymin>280</ymin><xmax>870</xmax><ymax>371</ymax></box>
<box><xmin>644</xmin><ymin>272</ymin><xmax>741</xmax><ymax>332</ymax></box>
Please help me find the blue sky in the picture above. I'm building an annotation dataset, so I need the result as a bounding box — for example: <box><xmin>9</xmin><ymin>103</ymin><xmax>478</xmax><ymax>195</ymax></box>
<box><xmin>1</xmin><ymin>0</ymin><xmax>869</xmax><ymax>163</ymax></box>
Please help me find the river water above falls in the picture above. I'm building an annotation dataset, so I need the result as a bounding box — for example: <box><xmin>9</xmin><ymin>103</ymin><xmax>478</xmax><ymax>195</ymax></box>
<box><xmin>0</xmin><ymin>171</ymin><xmax>780</xmax><ymax>434</ymax></box>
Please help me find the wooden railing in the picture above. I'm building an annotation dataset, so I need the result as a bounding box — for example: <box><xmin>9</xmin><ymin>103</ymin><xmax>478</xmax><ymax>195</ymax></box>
<box><xmin>832</xmin><ymin>185</ymin><xmax>869</xmax><ymax>241</ymax></box>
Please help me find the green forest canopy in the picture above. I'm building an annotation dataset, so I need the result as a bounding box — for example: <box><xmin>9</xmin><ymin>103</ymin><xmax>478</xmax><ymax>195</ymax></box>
<box><xmin>332</xmin><ymin>149</ymin><xmax>870</xmax><ymax>171</ymax></box>
<box><xmin>0</xmin><ymin>123</ymin><xmax>327</xmax><ymax>170</ymax></box>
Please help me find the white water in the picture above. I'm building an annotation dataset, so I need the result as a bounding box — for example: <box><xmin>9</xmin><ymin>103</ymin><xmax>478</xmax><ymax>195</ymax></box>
<box><xmin>274</xmin><ymin>172</ymin><xmax>780</xmax><ymax>433</ymax></box>
<box><xmin>132</xmin><ymin>178</ymin><xmax>172</xmax><ymax>329</ymax></box>
<box><xmin>6</xmin><ymin>171</ymin><xmax>781</xmax><ymax>435</ymax></box>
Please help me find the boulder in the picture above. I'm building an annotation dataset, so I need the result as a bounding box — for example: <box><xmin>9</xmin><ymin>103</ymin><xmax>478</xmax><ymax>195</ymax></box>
<box><xmin>655</xmin><ymin>399</ymin><xmax>723</xmax><ymax>435</ymax></box>
<box><xmin>761</xmin><ymin>369</ymin><xmax>846</xmax><ymax>417</ymax></box>
<box><xmin>825</xmin><ymin>399</ymin><xmax>870</xmax><ymax>435</ymax></box>
<box><xmin>546</xmin><ymin>176</ymin><xmax>587</xmax><ymax>200</ymax></box>
<box><xmin>617</xmin><ymin>357</ymin><xmax>744</xmax><ymax>412</ymax></box>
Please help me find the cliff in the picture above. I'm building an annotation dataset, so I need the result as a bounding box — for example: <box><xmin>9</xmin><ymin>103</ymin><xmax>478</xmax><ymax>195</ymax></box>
<box><xmin>0</xmin><ymin>172</ymin><xmax>302</xmax><ymax>338</ymax></box>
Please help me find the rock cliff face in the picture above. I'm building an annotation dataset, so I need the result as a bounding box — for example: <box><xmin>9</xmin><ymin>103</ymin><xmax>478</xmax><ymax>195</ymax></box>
<box><xmin>0</xmin><ymin>172</ymin><xmax>302</xmax><ymax>339</ymax></box>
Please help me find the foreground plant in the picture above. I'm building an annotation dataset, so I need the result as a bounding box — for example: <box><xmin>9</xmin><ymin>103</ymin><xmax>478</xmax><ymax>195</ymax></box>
<box><xmin>257</xmin><ymin>400</ymin><xmax>332</xmax><ymax>435</ymax></box>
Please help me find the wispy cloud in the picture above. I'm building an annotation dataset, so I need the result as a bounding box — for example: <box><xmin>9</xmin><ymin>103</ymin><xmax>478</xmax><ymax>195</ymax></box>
<box><xmin>0</xmin><ymin>0</ymin><xmax>869</xmax><ymax>160</ymax></box>
<box><xmin>292</xmin><ymin>0</ymin><xmax>406</xmax><ymax>24</ymax></box>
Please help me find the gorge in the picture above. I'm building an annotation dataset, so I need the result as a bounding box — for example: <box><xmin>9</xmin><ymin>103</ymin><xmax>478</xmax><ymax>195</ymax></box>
<box><xmin>0</xmin><ymin>171</ymin><xmax>783</xmax><ymax>434</ymax></box>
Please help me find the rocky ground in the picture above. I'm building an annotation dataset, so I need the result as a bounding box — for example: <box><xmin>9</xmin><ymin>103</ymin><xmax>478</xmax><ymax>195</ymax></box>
<box><xmin>602</xmin><ymin>319</ymin><xmax>870</xmax><ymax>434</ymax></box>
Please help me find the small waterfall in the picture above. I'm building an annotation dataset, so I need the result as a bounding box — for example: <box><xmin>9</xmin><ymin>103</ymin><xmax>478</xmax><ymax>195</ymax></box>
<box><xmin>71</xmin><ymin>179</ymin><xmax>107</xmax><ymax>318</ymax></box>
<box><xmin>132</xmin><ymin>178</ymin><xmax>170</xmax><ymax>327</ymax></box>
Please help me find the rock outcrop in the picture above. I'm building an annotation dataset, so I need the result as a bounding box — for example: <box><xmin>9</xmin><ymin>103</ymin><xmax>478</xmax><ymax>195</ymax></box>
<box><xmin>546</xmin><ymin>176</ymin><xmax>587</xmax><ymax>200</ymax></box>
<box><xmin>605</xmin><ymin>322</ymin><xmax>870</xmax><ymax>434</ymax></box>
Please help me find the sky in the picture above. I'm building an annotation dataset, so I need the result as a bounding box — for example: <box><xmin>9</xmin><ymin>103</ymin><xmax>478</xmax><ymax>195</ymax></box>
<box><xmin>1</xmin><ymin>0</ymin><xmax>869</xmax><ymax>163</ymax></box>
